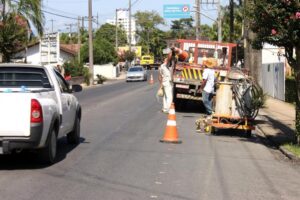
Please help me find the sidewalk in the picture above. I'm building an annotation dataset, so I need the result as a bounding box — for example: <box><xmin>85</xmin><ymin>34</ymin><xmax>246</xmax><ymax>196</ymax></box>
<box><xmin>256</xmin><ymin>96</ymin><xmax>296</xmax><ymax>151</ymax></box>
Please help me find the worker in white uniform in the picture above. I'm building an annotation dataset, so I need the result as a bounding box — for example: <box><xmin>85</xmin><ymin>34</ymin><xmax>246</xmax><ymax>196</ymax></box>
<box><xmin>198</xmin><ymin>59</ymin><xmax>216</xmax><ymax>115</ymax></box>
<box><xmin>158</xmin><ymin>58</ymin><xmax>173</xmax><ymax>113</ymax></box>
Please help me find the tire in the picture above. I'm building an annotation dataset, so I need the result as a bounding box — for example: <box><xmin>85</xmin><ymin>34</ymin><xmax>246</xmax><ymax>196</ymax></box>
<box><xmin>245</xmin><ymin>129</ymin><xmax>252</xmax><ymax>138</ymax></box>
<box><xmin>67</xmin><ymin>116</ymin><xmax>81</xmax><ymax>144</ymax></box>
<box><xmin>39</xmin><ymin>128</ymin><xmax>57</xmax><ymax>164</ymax></box>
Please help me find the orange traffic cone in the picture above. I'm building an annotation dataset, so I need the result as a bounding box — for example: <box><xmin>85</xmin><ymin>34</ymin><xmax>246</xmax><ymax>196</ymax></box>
<box><xmin>160</xmin><ymin>103</ymin><xmax>182</xmax><ymax>144</ymax></box>
<box><xmin>149</xmin><ymin>72</ymin><xmax>154</xmax><ymax>84</ymax></box>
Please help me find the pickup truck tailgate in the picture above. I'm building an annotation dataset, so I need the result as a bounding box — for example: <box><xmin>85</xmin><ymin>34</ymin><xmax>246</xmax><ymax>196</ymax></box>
<box><xmin>0</xmin><ymin>94</ymin><xmax>31</xmax><ymax>137</ymax></box>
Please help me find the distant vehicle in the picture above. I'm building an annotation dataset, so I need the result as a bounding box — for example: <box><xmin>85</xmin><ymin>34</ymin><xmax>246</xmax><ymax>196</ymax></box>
<box><xmin>0</xmin><ymin>63</ymin><xmax>82</xmax><ymax>164</ymax></box>
<box><xmin>140</xmin><ymin>55</ymin><xmax>155</xmax><ymax>70</ymax></box>
<box><xmin>126</xmin><ymin>66</ymin><xmax>147</xmax><ymax>82</ymax></box>
<box><xmin>140</xmin><ymin>55</ymin><xmax>154</xmax><ymax>65</ymax></box>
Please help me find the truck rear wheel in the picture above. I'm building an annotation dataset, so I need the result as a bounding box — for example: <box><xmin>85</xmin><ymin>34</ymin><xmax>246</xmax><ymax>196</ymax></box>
<box><xmin>67</xmin><ymin>116</ymin><xmax>80</xmax><ymax>144</ymax></box>
<box><xmin>39</xmin><ymin>128</ymin><xmax>57</xmax><ymax>164</ymax></box>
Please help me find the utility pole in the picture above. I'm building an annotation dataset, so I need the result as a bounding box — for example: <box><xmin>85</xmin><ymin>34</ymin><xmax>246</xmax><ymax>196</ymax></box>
<box><xmin>82</xmin><ymin>17</ymin><xmax>85</xmax><ymax>30</ymax></box>
<box><xmin>195</xmin><ymin>0</ymin><xmax>200</xmax><ymax>40</ymax></box>
<box><xmin>229</xmin><ymin>0</ymin><xmax>234</xmax><ymax>42</ymax></box>
<box><xmin>78</xmin><ymin>16</ymin><xmax>81</xmax><ymax>63</ymax></box>
<box><xmin>244</xmin><ymin>0</ymin><xmax>262</xmax><ymax>85</ymax></box>
<box><xmin>97</xmin><ymin>12</ymin><xmax>99</xmax><ymax>29</ymax></box>
<box><xmin>88</xmin><ymin>0</ymin><xmax>94</xmax><ymax>85</ymax></box>
<box><xmin>50</xmin><ymin>19</ymin><xmax>55</xmax><ymax>33</ymax></box>
<box><xmin>217</xmin><ymin>0</ymin><xmax>222</xmax><ymax>42</ymax></box>
<box><xmin>65</xmin><ymin>23</ymin><xmax>75</xmax><ymax>37</ymax></box>
<box><xmin>115</xmin><ymin>9</ymin><xmax>118</xmax><ymax>49</ymax></box>
<box><xmin>128</xmin><ymin>0</ymin><xmax>132</xmax><ymax>52</ymax></box>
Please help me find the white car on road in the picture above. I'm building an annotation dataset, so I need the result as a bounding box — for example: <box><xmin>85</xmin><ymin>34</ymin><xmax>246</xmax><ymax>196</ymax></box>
<box><xmin>126</xmin><ymin>66</ymin><xmax>147</xmax><ymax>82</ymax></box>
<box><xmin>0</xmin><ymin>63</ymin><xmax>82</xmax><ymax>164</ymax></box>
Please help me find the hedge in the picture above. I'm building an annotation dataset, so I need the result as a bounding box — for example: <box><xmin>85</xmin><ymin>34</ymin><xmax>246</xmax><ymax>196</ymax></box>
<box><xmin>285</xmin><ymin>76</ymin><xmax>296</xmax><ymax>103</ymax></box>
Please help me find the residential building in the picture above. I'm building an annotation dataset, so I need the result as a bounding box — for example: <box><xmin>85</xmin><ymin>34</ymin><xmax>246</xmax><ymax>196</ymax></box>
<box><xmin>107</xmin><ymin>9</ymin><xmax>137</xmax><ymax>45</ymax></box>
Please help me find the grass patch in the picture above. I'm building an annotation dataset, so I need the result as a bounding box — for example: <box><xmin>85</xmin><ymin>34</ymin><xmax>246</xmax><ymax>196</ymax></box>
<box><xmin>282</xmin><ymin>143</ymin><xmax>300</xmax><ymax>158</ymax></box>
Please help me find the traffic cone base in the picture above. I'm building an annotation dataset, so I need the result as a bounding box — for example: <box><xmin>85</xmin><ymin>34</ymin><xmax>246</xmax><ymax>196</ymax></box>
<box><xmin>160</xmin><ymin>103</ymin><xmax>182</xmax><ymax>144</ymax></box>
<box><xmin>149</xmin><ymin>73</ymin><xmax>154</xmax><ymax>84</ymax></box>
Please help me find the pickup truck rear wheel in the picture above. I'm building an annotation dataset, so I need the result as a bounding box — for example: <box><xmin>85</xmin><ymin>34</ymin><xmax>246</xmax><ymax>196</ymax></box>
<box><xmin>39</xmin><ymin>128</ymin><xmax>57</xmax><ymax>164</ymax></box>
<box><xmin>67</xmin><ymin>116</ymin><xmax>80</xmax><ymax>144</ymax></box>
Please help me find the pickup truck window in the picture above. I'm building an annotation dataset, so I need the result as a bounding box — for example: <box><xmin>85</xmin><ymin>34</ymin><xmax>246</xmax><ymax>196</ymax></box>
<box><xmin>0</xmin><ymin>67</ymin><xmax>51</xmax><ymax>88</ymax></box>
<box><xmin>54</xmin><ymin>71</ymin><xmax>70</xmax><ymax>93</ymax></box>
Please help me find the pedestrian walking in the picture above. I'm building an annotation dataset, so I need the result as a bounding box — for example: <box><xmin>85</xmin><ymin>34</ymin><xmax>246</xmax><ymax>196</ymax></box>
<box><xmin>158</xmin><ymin>57</ymin><xmax>173</xmax><ymax>113</ymax></box>
<box><xmin>198</xmin><ymin>58</ymin><xmax>216</xmax><ymax>115</ymax></box>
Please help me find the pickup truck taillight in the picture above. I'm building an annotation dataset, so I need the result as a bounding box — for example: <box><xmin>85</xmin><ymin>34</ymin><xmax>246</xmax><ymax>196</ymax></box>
<box><xmin>31</xmin><ymin>99</ymin><xmax>43</xmax><ymax>123</ymax></box>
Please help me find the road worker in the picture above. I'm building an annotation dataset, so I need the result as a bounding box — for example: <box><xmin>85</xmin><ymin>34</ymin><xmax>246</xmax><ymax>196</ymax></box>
<box><xmin>198</xmin><ymin>58</ymin><xmax>216</xmax><ymax>115</ymax></box>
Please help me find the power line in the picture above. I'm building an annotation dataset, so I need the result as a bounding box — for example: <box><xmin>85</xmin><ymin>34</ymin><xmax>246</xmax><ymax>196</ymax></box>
<box><xmin>43</xmin><ymin>5</ymin><xmax>78</xmax><ymax>17</ymax></box>
<box><xmin>43</xmin><ymin>10</ymin><xmax>79</xmax><ymax>20</ymax></box>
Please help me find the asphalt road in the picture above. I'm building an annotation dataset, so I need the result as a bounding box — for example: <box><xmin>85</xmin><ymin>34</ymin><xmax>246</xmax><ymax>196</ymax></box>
<box><xmin>1</xmin><ymin>72</ymin><xmax>300</xmax><ymax>200</ymax></box>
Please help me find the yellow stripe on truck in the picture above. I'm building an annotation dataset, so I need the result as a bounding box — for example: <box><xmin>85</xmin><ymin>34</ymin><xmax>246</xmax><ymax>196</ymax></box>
<box><xmin>188</xmin><ymin>68</ymin><xmax>192</xmax><ymax>79</ymax></box>
<box><xmin>183</xmin><ymin>68</ymin><xmax>188</xmax><ymax>79</ymax></box>
<box><xmin>198</xmin><ymin>69</ymin><xmax>202</xmax><ymax>80</ymax></box>
<box><xmin>193</xmin><ymin>68</ymin><xmax>198</xmax><ymax>79</ymax></box>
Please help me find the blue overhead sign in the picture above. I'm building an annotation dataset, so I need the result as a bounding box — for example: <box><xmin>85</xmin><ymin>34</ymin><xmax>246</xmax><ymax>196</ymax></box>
<box><xmin>163</xmin><ymin>4</ymin><xmax>191</xmax><ymax>19</ymax></box>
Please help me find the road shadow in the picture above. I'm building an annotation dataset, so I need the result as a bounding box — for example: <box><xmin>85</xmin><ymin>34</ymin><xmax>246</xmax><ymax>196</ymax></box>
<box><xmin>175</xmin><ymin>99</ymin><xmax>206</xmax><ymax>114</ymax></box>
<box><xmin>0</xmin><ymin>137</ymin><xmax>85</xmax><ymax>170</ymax></box>
<box><xmin>257</xmin><ymin>115</ymin><xmax>296</xmax><ymax>145</ymax></box>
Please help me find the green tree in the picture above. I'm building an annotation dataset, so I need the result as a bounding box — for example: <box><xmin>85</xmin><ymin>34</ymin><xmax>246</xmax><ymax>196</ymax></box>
<box><xmin>170</xmin><ymin>17</ymin><xmax>194</xmax><ymax>39</ymax></box>
<box><xmin>95</xmin><ymin>23</ymin><xmax>127</xmax><ymax>47</ymax></box>
<box><xmin>0</xmin><ymin>0</ymin><xmax>44</xmax><ymax>61</ymax></box>
<box><xmin>248</xmin><ymin>0</ymin><xmax>300</xmax><ymax>143</ymax></box>
<box><xmin>0</xmin><ymin>14</ymin><xmax>28</xmax><ymax>61</ymax></box>
<box><xmin>134</xmin><ymin>11</ymin><xmax>166</xmax><ymax>56</ymax></box>
<box><xmin>60</xmin><ymin>29</ymin><xmax>88</xmax><ymax>44</ymax></box>
<box><xmin>81</xmin><ymin>36</ymin><xmax>117</xmax><ymax>65</ymax></box>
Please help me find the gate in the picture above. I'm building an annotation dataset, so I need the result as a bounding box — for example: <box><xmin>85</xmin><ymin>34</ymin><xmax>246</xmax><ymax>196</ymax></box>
<box><xmin>261</xmin><ymin>63</ymin><xmax>285</xmax><ymax>101</ymax></box>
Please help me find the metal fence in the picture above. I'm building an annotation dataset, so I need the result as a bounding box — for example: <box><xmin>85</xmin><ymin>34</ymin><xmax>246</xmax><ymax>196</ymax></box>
<box><xmin>261</xmin><ymin>63</ymin><xmax>285</xmax><ymax>101</ymax></box>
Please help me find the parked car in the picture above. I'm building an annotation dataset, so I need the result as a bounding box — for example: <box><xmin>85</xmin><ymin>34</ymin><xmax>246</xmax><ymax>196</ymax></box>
<box><xmin>126</xmin><ymin>66</ymin><xmax>147</xmax><ymax>82</ymax></box>
<box><xmin>0</xmin><ymin>63</ymin><xmax>82</xmax><ymax>164</ymax></box>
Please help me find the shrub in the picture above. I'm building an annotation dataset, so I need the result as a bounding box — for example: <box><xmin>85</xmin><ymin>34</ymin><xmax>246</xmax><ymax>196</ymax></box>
<box><xmin>62</xmin><ymin>59</ymin><xmax>91</xmax><ymax>85</ymax></box>
<box><xmin>96</xmin><ymin>74</ymin><xmax>107</xmax><ymax>84</ymax></box>
<box><xmin>285</xmin><ymin>76</ymin><xmax>296</xmax><ymax>104</ymax></box>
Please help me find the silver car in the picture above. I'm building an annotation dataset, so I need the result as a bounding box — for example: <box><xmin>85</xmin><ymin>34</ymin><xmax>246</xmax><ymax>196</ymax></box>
<box><xmin>126</xmin><ymin>66</ymin><xmax>147</xmax><ymax>82</ymax></box>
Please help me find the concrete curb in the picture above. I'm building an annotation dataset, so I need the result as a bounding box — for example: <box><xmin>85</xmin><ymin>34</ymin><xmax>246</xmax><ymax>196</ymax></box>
<box><xmin>80</xmin><ymin>73</ymin><xmax>126</xmax><ymax>90</ymax></box>
<box><xmin>278</xmin><ymin>146</ymin><xmax>300</xmax><ymax>161</ymax></box>
<box><xmin>255</xmin><ymin>124</ymin><xmax>299</xmax><ymax>161</ymax></box>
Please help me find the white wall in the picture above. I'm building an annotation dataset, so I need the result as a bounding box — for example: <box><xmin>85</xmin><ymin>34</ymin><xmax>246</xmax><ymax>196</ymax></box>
<box><xmin>93</xmin><ymin>63</ymin><xmax>117</xmax><ymax>79</ymax></box>
<box><xmin>60</xmin><ymin>51</ymin><xmax>74</xmax><ymax>64</ymax></box>
<box><xmin>15</xmin><ymin>44</ymin><xmax>40</xmax><ymax>64</ymax></box>
<box><xmin>262</xmin><ymin>44</ymin><xmax>285</xmax><ymax>64</ymax></box>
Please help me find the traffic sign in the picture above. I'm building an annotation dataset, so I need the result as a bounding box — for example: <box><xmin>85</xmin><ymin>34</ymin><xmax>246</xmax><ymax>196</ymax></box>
<box><xmin>163</xmin><ymin>4</ymin><xmax>191</xmax><ymax>19</ymax></box>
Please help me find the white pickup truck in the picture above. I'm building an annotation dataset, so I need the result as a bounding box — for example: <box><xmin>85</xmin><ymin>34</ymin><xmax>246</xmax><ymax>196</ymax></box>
<box><xmin>0</xmin><ymin>63</ymin><xmax>82</xmax><ymax>164</ymax></box>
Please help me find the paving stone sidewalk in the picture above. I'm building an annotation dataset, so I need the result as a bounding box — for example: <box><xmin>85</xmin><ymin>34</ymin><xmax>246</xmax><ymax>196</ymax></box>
<box><xmin>255</xmin><ymin>97</ymin><xmax>297</xmax><ymax>158</ymax></box>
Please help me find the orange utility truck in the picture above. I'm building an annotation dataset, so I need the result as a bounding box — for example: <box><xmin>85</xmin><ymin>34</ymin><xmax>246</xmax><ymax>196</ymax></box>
<box><xmin>171</xmin><ymin>39</ymin><xmax>237</xmax><ymax>109</ymax></box>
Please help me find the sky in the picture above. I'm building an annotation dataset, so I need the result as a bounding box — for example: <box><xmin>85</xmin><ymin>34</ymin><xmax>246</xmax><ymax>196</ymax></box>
<box><xmin>43</xmin><ymin>0</ymin><xmax>229</xmax><ymax>33</ymax></box>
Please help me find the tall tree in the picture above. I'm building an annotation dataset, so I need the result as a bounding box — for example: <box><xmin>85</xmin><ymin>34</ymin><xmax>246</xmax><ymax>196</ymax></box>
<box><xmin>0</xmin><ymin>13</ymin><xmax>27</xmax><ymax>61</ymax></box>
<box><xmin>170</xmin><ymin>17</ymin><xmax>194</xmax><ymax>39</ymax></box>
<box><xmin>134</xmin><ymin>11</ymin><xmax>166</xmax><ymax>56</ymax></box>
<box><xmin>248</xmin><ymin>0</ymin><xmax>300</xmax><ymax>143</ymax></box>
<box><xmin>219</xmin><ymin>3</ymin><xmax>243</xmax><ymax>43</ymax></box>
<box><xmin>1</xmin><ymin>0</ymin><xmax>43</xmax><ymax>36</ymax></box>
<box><xmin>95</xmin><ymin>23</ymin><xmax>127</xmax><ymax>47</ymax></box>
<box><xmin>0</xmin><ymin>0</ymin><xmax>44</xmax><ymax>62</ymax></box>
<box><xmin>81</xmin><ymin>34</ymin><xmax>117</xmax><ymax>65</ymax></box>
